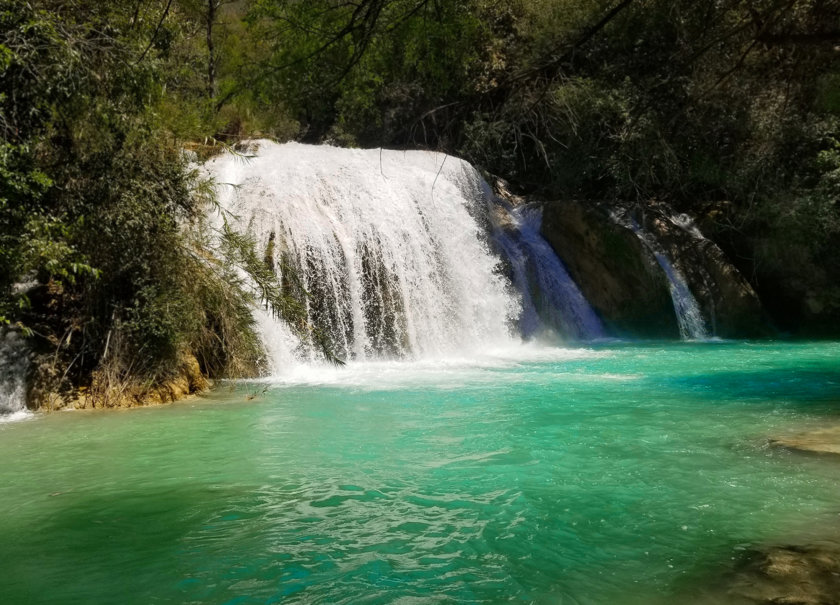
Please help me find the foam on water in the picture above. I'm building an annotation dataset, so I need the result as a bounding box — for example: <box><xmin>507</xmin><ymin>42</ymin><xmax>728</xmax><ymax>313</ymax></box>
<box><xmin>248</xmin><ymin>343</ymin><xmax>610</xmax><ymax>389</ymax></box>
<box><xmin>0</xmin><ymin>410</ymin><xmax>34</xmax><ymax>424</ymax></box>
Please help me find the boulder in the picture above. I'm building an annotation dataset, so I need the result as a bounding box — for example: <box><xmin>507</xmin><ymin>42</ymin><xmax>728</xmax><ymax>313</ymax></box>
<box><xmin>728</xmin><ymin>545</ymin><xmax>840</xmax><ymax>605</ymax></box>
<box><xmin>770</xmin><ymin>426</ymin><xmax>840</xmax><ymax>456</ymax></box>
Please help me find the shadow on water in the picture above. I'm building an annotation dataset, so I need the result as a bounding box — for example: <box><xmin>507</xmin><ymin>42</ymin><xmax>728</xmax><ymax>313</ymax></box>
<box><xmin>659</xmin><ymin>368</ymin><xmax>840</xmax><ymax>406</ymax></box>
<box><xmin>0</xmin><ymin>484</ymin><xmax>257</xmax><ymax>605</ymax></box>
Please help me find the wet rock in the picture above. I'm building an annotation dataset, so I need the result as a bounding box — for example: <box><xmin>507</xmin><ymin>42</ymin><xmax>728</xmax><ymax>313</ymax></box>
<box><xmin>770</xmin><ymin>426</ymin><xmax>840</xmax><ymax>456</ymax></box>
<box><xmin>36</xmin><ymin>352</ymin><xmax>210</xmax><ymax>411</ymax></box>
<box><xmin>0</xmin><ymin>327</ymin><xmax>31</xmax><ymax>413</ymax></box>
<box><xmin>539</xmin><ymin>199</ymin><xmax>770</xmax><ymax>339</ymax></box>
<box><xmin>639</xmin><ymin>203</ymin><xmax>770</xmax><ymax>338</ymax></box>
<box><xmin>540</xmin><ymin>200</ymin><xmax>678</xmax><ymax>338</ymax></box>
<box><xmin>728</xmin><ymin>545</ymin><xmax>840</xmax><ymax>605</ymax></box>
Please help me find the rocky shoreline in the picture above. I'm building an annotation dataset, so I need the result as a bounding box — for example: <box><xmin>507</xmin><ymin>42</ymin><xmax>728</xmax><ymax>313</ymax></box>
<box><xmin>728</xmin><ymin>544</ymin><xmax>840</xmax><ymax>605</ymax></box>
<box><xmin>28</xmin><ymin>353</ymin><xmax>210</xmax><ymax>412</ymax></box>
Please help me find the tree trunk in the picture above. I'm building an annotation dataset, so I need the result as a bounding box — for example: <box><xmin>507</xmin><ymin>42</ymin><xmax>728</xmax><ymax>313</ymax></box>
<box><xmin>207</xmin><ymin>0</ymin><xmax>216</xmax><ymax>98</ymax></box>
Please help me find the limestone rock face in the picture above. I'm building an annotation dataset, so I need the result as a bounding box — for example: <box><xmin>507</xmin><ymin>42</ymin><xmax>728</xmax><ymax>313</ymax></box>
<box><xmin>146</xmin><ymin>353</ymin><xmax>210</xmax><ymax>406</ymax></box>
<box><xmin>539</xmin><ymin>199</ymin><xmax>769</xmax><ymax>339</ymax></box>
<box><xmin>770</xmin><ymin>426</ymin><xmax>840</xmax><ymax>456</ymax></box>
<box><xmin>36</xmin><ymin>352</ymin><xmax>211</xmax><ymax>410</ymax></box>
<box><xmin>540</xmin><ymin>201</ymin><xmax>677</xmax><ymax>338</ymax></box>
<box><xmin>638</xmin><ymin>203</ymin><xmax>769</xmax><ymax>338</ymax></box>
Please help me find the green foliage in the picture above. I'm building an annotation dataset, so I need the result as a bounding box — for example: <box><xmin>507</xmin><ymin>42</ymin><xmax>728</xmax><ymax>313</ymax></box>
<box><xmin>232</xmin><ymin>0</ymin><xmax>839</xmax><ymax>331</ymax></box>
<box><xmin>0</xmin><ymin>0</ymin><xmax>335</xmax><ymax>402</ymax></box>
<box><xmin>242</xmin><ymin>0</ymin><xmax>488</xmax><ymax>143</ymax></box>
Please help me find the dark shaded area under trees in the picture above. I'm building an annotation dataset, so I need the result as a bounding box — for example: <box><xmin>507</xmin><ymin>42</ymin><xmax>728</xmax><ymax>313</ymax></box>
<box><xmin>1</xmin><ymin>0</ymin><xmax>839</xmax><ymax>404</ymax></box>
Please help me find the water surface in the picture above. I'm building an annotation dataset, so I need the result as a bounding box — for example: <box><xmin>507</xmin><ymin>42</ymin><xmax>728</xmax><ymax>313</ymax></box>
<box><xmin>1</xmin><ymin>342</ymin><xmax>839</xmax><ymax>604</ymax></box>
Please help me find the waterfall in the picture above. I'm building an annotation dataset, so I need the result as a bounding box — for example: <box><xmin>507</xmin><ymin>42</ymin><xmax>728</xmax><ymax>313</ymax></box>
<box><xmin>207</xmin><ymin>142</ymin><xmax>613</xmax><ymax>370</ymax></box>
<box><xmin>613</xmin><ymin>212</ymin><xmax>710</xmax><ymax>340</ymax></box>
<box><xmin>650</xmin><ymin>251</ymin><xmax>709</xmax><ymax>340</ymax></box>
<box><xmin>491</xmin><ymin>202</ymin><xmax>605</xmax><ymax>341</ymax></box>
<box><xmin>0</xmin><ymin>330</ymin><xmax>30</xmax><ymax>421</ymax></box>
<box><xmin>209</xmin><ymin>142</ymin><xmax>523</xmax><ymax>368</ymax></box>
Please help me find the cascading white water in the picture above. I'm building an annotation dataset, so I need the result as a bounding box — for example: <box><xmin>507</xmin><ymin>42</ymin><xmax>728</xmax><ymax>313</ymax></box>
<box><xmin>612</xmin><ymin>212</ymin><xmax>709</xmax><ymax>340</ymax></box>
<box><xmin>651</xmin><ymin>251</ymin><xmax>709</xmax><ymax>340</ymax></box>
<box><xmin>0</xmin><ymin>330</ymin><xmax>30</xmax><ymax>422</ymax></box>
<box><xmin>208</xmin><ymin>142</ymin><xmax>521</xmax><ymax>370</ymax></box>
<box><xmin>491</xmin><ymin>203</ymin><xmax>605</xmax><ymax>341</ymax></box>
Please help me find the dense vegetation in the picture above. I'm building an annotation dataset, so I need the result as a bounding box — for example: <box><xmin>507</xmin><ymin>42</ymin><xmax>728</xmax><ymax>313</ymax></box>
<box><xmin>1</xmin><ymin>0</ymin><xmax>839</xmax><ymax>403</ymax></box>
<box><xmin>0</xmin><ymin>0</ymin><xmax>315</xmax><ymax>405</ymax></box>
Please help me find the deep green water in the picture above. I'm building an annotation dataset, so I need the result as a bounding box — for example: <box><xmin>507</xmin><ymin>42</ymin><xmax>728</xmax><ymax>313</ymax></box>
<box><xmin>2</xmin><ymin>342</ymin><xmax>840</xmax><ymax>604</ymax></box>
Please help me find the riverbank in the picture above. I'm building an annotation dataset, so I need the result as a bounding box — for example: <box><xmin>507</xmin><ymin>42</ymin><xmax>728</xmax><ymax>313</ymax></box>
<box><xmin>709</xmin><ymin>424</ymin><xmax>840</xmax><ymax>605</ymax></box>
<box><xmin>27</xmin><ymin>353</ymin><xmax>210</xmax><ymax>412</ymax></box>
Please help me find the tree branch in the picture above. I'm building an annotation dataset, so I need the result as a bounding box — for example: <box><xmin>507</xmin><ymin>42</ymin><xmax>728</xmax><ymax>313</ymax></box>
<box><xmin>136</xmin><ymin>0</ymin><xmax>173</xmax><ymax>64</ymax></box>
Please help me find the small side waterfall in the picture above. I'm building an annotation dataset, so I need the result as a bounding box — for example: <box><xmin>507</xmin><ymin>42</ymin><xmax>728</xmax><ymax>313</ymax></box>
<box><xmin>613</xmin><ymin>212</ymin><xmax>710</xmax><ymax>340</ymax></box>
<box><xmin>0</xmin><ymin>330</ymin><xmax>30</xmax><ymax>421</ymax></box>
<box><xmin>492</xmin><ymin>203</ymin><xmax>605</xmax><ymax>340</ymax></box>
<box><xmin>651</xmin><ymin>251</ymin><xmax>709</xmax><ymax>340</ymax></box>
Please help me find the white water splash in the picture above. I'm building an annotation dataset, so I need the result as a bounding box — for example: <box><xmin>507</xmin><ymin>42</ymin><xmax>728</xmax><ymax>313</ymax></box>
<box><xmin>245</xmin><ymin>343</ymin><xmax>611</xmax><ymax>390</ymax></box>
<box><xmin>668</xmin><ymin>212</ymin><xmax>706</xmax><ymax>240</ymax></box>
<box><xmin>208</xmin><ymin>142</ymin><xmax>521</xmax><ymax>371</ymax></box>
<box><xmin>0</xmin><ymin>330</ymin><xmax>31</xmax><ymax>422</ymax></box>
